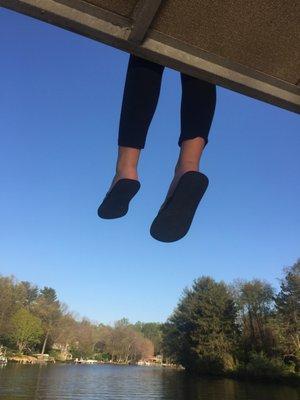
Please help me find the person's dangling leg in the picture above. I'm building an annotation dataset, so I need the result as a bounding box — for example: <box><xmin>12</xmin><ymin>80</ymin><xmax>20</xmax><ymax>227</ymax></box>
<box><xmin>166</xmin><ymin>74</ymin><xmax>216</xmax><ymax>198</ymax></box>
<box><xmin>98</xmin><ymin>55</ymin><xmax>165</xmax><ymax>219</ymax></box>
<box><xmin>150</xmin><ymin>74</ymin><xmax>216</xmax><ymax>242</ymax></box>
<box><xmin>118</xmin><ymin>55</ymin><xmax>165</xmax><ymax>151</ymax></box>
<box><xmin>112</xmin><ymin>55</ymin><xmax>164</xmax><ymax>187</ymax></box>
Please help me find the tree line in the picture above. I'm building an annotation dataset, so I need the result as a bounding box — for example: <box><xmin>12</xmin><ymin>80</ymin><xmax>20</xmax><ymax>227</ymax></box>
<box><xmin>0</xmin><ymin>259</ymin><xmax>299</xmax><ymax>380</ymax></box>
<box><xmin>163</xmin><ymin>260</ymin><xmax>299</xmax><ymax>380</ymax></box>
<box><xmin>0</xmin><ymin>278</ymin><xmax>161</xmax><ymax>363</ymax></box>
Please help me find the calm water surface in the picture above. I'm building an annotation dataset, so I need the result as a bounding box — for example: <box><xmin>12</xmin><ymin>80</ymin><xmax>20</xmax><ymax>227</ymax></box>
<box><xmin>0</xmin><ymin>364</ymin><xmax>299</xmax><ymax>400</ymax></box>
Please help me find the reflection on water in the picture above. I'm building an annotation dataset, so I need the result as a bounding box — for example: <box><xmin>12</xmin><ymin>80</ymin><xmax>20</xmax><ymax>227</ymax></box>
<box><xmin>0</xmin><ymin>364</ymin><xmax>299</xmax><ymax>400</ymax></box>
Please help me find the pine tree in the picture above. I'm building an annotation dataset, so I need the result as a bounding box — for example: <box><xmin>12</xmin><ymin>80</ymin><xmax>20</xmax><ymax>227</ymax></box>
<box><xmin>163</xmin><ymin>277</ymin><xmax>238</xmax><ymax>374</ymax></box>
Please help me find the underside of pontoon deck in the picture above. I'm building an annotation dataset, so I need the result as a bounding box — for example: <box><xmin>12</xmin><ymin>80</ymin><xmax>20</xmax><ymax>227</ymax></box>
<box><xmin>1</xmin><ymin>0</ymin><xmax>300</xmax><ymax>113</ymax></box>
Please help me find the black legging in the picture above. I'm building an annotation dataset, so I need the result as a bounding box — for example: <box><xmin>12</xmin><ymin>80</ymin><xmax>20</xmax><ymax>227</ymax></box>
<box><xmin>118</xmin><ymin>55</ymin><xmax>216</xmax><ymax>149</ymax></box>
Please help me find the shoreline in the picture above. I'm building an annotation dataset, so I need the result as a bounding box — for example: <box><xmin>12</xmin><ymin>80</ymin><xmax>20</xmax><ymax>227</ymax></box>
<box><xmin>4</xmin><ymin>357</ymin><xmax>299</xmax><ymax>387</ymax></box>
<box><xmin>186</xmin><ymin>369</ymin><xmax>300</xmax><ymax>388</ymax></box>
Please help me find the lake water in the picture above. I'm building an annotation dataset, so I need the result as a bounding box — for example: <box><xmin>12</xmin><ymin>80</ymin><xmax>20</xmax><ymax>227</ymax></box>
<box><xmin>0</xmin><ymin>364</ymin><xmax>299</xmax><ymax>400</ymax></box>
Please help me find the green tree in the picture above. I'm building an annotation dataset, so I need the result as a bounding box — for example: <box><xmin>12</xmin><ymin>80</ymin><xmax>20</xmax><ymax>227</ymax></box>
<box><xmin>0</xmin><ymin>276</ymin><xmax>15</xmax><ymax>339</ymax></box>
<box><xmin>163</xmin><ymin>277</ymin><xmax>238</xmax><ymax>374</ymax></box>
<box><xmin>71</xmin><ymin>318</ymin><xmax>100</xmax><ymax>359</ymax></box>
<box><xmin>34</xmin><ymin>287</ymin><xmax>62</xmax><ymax>354</ymax></box>
<box><xmin>275</xmin><ymin>260</ymin><xmax>300</xmax><ymax>369</ymax></box>
<box><xmin>10</xmin><ymin>308</ymin><xmax>43</xmax><ymax>353</ymax></box>
<box><xmin>234</xmin><ymin>279</ymin><xmax>276</xmax><ymax>357</ymax></box>
<box><xmin>98</xmin><ymin>319</ymin><xmax>154</xmax><ymax>363</ymax></box>
<box><xmin>51</xmin><ymin>311</ymin><xmax>77</xmax><ymax>354</ymax></box>
<box><xmin>15</xmin><ymin>281</ymin><xmax>39</xmax><ymax>310</ymax></box>
<box><xmin>134</xmin><ymin>322</ymin><xmax>163</xmax><ymax>355</ymax></box>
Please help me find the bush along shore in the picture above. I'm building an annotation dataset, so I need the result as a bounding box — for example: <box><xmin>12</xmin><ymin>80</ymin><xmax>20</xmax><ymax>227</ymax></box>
<box><xmin>0</xmin><ymin>260</ymin><xmax>299</xmax><ymax>385</ymax></box>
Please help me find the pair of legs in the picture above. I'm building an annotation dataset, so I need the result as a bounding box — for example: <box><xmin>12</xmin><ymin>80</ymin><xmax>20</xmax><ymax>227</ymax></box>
<box><xmin>111</xmin><ymin>55</ymin><xmax>216</xmax><ymax>198</ymax></box>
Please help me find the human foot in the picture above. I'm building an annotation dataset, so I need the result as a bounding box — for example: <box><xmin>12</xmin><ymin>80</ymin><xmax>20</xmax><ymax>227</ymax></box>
<box><xmin>164</xmin><ymin>162</ymin><xmax>199</xmax><ymax>205</ymax></box>
<box><xmin>109</xmin><ymin>145</ymin><xmax>140</xmax><ymax>191</ymax></box>
<box><xmin>164</xmin><ymin>136</ymin><xmax>205</xmax><ymax>201</ymax></box>
<box><xmin>98</xmin><ymin>145</ymin><xmax>141</xmax><ymax>219</ymax></box>
<box><xmin>109</xmin><ymin>167</ymin><xmax>138</xmax><ymax>192</ymax></box>
<box><xmin>98</xmin><ymin>178</ymin><xmax>140</xmax><ymax>219</ymax></box>
<box><xmin>150</xmin><ymin>171</ymin><xmax>208</xmax><ymax>242</ymax></box>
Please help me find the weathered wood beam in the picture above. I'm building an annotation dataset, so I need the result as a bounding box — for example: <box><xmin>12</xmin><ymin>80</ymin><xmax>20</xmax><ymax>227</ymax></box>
<box><xmin>0</xmin><ymin>0</ymin><xmax>132</xmax><ymax>48</ymax></box>
<box><xmin>136</xmin><ymin>35</ymin><xmax>300</xmax><ymax>114</ymax></box>
<box><xmin>128</xmin><ymin>0</ymin><xmax>162</xmax><ymax>45</ymax></box>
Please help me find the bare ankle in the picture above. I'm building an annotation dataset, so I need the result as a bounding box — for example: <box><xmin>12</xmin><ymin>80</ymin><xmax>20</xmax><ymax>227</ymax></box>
<box><xmin>115</xmin><ymin>165</ymin><xmax>138</xmax><ymax>180</ymax></box>
<box><xmin>175</xmin><ymin>160</ymin><xmax>199</xmax><ymax>175</ymax></box>
<box><xmin>115</xmin><ymin>146</ymin><xmax>140</xmax><ymax>181</ymax></box>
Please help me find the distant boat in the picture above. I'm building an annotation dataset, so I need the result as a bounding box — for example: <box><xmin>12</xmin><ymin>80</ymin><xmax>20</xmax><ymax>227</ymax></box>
<box><xmin>74</xmin><ymin>358</ymin><xmax>98</xmax><ymax>365</ymax></box>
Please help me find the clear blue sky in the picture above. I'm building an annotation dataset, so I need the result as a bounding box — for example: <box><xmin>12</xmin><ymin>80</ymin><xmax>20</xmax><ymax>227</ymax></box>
<box><xmin>0</xmin><ymin>8</ymin><xmax>299</xmax><ymax>325</ymax></box>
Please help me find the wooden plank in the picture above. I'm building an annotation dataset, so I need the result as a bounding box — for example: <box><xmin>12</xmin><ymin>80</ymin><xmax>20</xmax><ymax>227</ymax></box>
<box><xmin>137</xmin><ymin>35</ymin><xmax>300</xmax><ymax>113</ymax></box>
<box><xmin>128</xmin><ymin>0</ymin><xmax>162</xmax><ymax>45</ymax></box>
<box><xmin>0</xmin><ymin>0</ymin><xmax>132</xmax><ymax>48</ymax></box>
